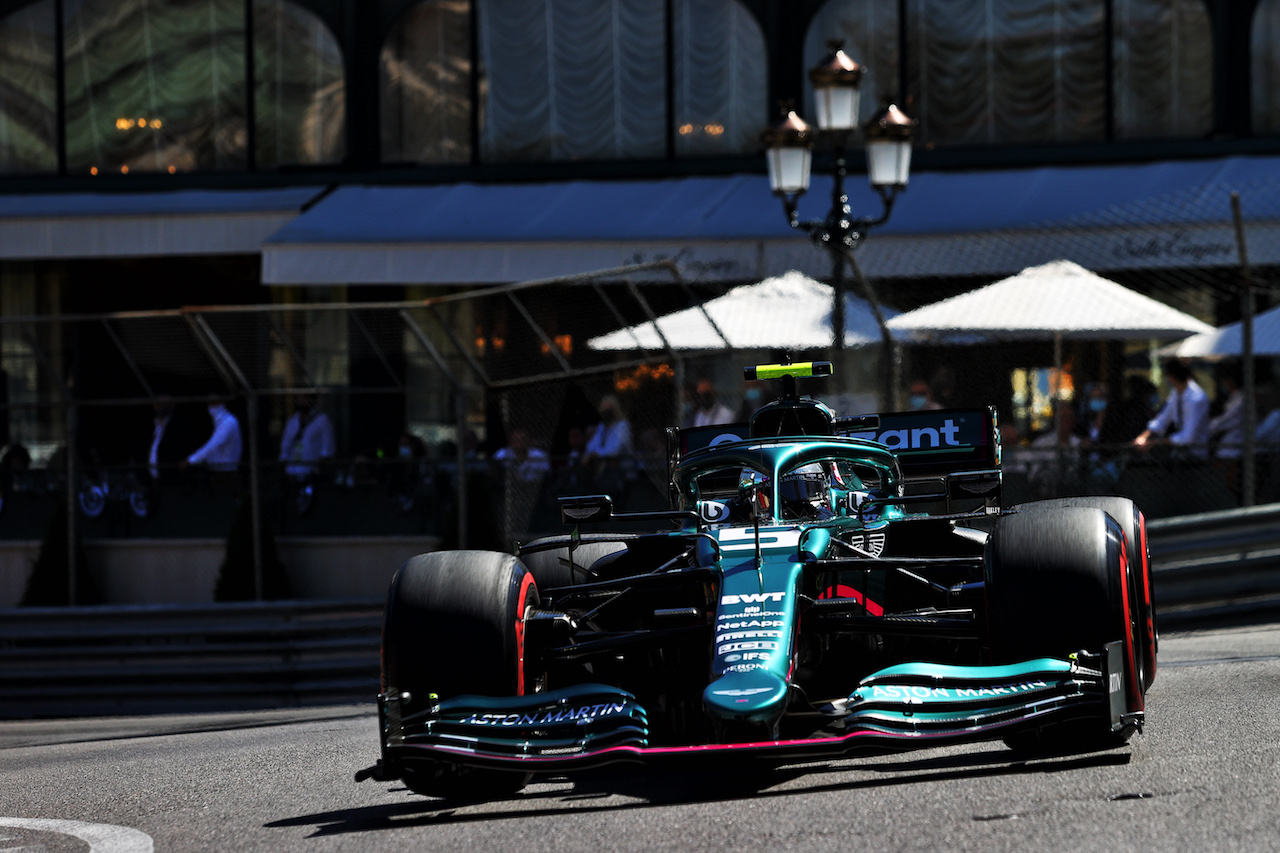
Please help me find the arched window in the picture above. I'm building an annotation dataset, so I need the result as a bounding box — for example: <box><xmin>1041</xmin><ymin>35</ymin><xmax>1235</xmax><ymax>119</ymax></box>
<box><xmin>0</xmin><ymin>0</ymin><xmax>57</xmax><ymax>174</ymax></box>
<box><xmin>478</xmin><ymin>0</ymin><xmax>667</xmax><ymax>161</ymax></box>
<box><xmin>389</xmin><ymin>0</ymin><xmax>765</xmax><ymax>164</ymax></box>
<box><xmin>1251</xmin><ymin>0</ymin><xmax>1280</xmax><ymax>135</ymax></box>
<box><xmin>1112</xmin><ymin>0</ymin><xmax>1213</xmax><ymax>139</ymax></box>
<box><xmin>672</xmin><ymin>0</ymin><xmax>767</xmax><ymax>159</ymax></box>
<box><xmin>63</xmin><ymin>0</ymin><xmax>248</xmax><ymax>174</ymax></box>
<box><xmin>379</xmin><ymin>0</ymin><xmax>471</xmax><ymax>165</ymax></box>
<box><xmin>253</xmin><ymin>0</ymin><xmax>346</xmax><ymax>168</ymax></box>
<box><xmin>815</xmin><ymin>0</ymin><xmax>1212</xmax><ymax>148</ymax></box>
<box><xmin>900</xmin><ymin>0</ymin><xmax>1109</xmax><ymax>146</ymax></box>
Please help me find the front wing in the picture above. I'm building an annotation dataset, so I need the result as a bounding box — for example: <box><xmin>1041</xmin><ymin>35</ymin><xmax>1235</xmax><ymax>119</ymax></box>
<box><xmin>358</xmin><ymin>644</ymin><xmax>1136</xmax><ymax>782</ymax></box>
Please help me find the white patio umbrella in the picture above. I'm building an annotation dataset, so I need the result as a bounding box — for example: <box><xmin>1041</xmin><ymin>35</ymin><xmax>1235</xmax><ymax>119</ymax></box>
<box><xmin>1164</xmin><ymin>303</ymin><xmax>1280</xmax><ymax>358</ymax></box>
<box><xmin>886</xmin><ymin>259</ymin><xmax>1214</xmax><ymax>430</ymax></box>
<box><xmin>886</xmin><ymin>259</ymin><xmax>1214</xmax><ymax>343</ymax></box>
<box><xmin>587</xmin><ymin>269</ymin><xmax>895</xmax><ymax>352</ymax></box>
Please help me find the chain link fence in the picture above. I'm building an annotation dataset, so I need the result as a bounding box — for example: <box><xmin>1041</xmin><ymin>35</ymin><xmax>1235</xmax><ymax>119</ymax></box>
<box><xmin>3</xmin><ymin>178</ymin><xmax>1280</xmax><ymax>598</ymax></box>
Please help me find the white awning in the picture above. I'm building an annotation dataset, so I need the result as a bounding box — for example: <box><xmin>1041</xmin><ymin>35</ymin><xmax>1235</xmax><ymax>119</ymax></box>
<box><xmin>0</xmin><ymin>188</ymin><xmax>324</xmax><ymax>259</ymax></box>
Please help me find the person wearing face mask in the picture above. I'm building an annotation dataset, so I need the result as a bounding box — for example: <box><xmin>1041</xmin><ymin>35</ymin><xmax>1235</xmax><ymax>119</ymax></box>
<box><xmin>187</xmin><ymin>400</ymin><xmax>243</xmax><ymax>472</ymax></box>
<box><xmin>736</xmin><ymin>380</ymin><xmax>767</xmax><ymax>422</ymax></box>
<box><xmin>582</xmin><ymin>394</ymin><xmax>634</xmax><ymax>494</ymax></box>
<box><xmin>907</xmin><ymin>380</ymin><xmax>941</xmax><ymax>411</ymax></box>
<box><xmin>690</xmin><ymin>379</ymin><xmax>734</xmax><ymax>427</ymax></box>
<box><xmin>1079</xmin><ymin>383</ymin><xmax>1110</xmax><ymax>443</ymax></box>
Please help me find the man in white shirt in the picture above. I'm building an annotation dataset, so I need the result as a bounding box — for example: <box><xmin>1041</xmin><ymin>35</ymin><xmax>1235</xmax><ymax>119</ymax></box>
<box><xmin>1133</xmin><ymin>359</ymin><xmax>1210</xmax><ymax>456</ymax></box>
<box><xmin>279</xmin><ymin>392</ymin><xmax>336</xmax><ymax>480</ymax></box>
<box><xmin>188</xmin><ymin>401</ymin><xmax>242</xmax><ymax>472</ymax></box>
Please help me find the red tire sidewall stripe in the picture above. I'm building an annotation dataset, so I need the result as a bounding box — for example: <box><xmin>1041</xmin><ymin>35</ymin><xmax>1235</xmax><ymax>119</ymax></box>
<box><xmin>1117</xmin><ymin>535</ymin><xmax>1143</xmax><ymax>712</ymax></box>
<box><xmin>514</xmin><ymin>570</ymin><xmax>536</xmax><ymax>696</ymax></box>
<box><xmin>1138</xmin><ymin>511</ymin><xmax>1157</xmax><ymax>680</ymax></box>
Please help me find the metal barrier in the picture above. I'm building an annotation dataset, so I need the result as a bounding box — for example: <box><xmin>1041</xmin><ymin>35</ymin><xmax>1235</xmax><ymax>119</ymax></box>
<box><xmin>0</xmin><ymin>598</ymin><xmax>383</xmax><ymax>719</ymax></box>
<box><xmin>1147</xmin><ymin>502</ymin><xmax>1280</xmax><ymax>608</ymax></box>
<box><xmin>3</xmin><ymin>503</ymin><xmax>1280</xmax><ymax>720</ymax></box>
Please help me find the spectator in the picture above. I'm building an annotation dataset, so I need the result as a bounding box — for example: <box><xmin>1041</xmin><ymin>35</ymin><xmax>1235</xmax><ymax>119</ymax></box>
<box><xmin>907</xmin><ymin>379</ymin><xmax>941</xmax><ymax>411</ymax></box>
<box><xmin>495</xmin><ymin>428</ymin><xmax>550</xmax><ymax>535</ymax></box>
<box><xmin>144</xmin><ymin>399</ymin><xmax>199</xmax><ymax>486</ymax></box>
<box><xmin>689</xmin><ymin>378</ymin><xmax>735</xmax><ymax>427</ymax></box>
<box><xmin>187</xmin><ymin>400</ymin><xmax>242</xmax><ymax>473</ymax></box>
<box><xmin>0</xmin><ymin>442</ymin><xmax>31</xmax><ymax>496</ymax></box>
<box><xmin>1133</xmin><ymin>359</ymin><xmax>1210</xmax><ymax>456</ymax></box>
<box><xmin>279</xmin><ymin>392</ymin><xmax>336</xmax><ymax>481</ymax></box>
<box><xmin>1025</xmin><ymin>404</ymin><xmax>1084</xmax><ymax>497</ymax></box>
<box><xmin>494</xmin><ymin>428</ymin><xmax>551</xmax><ymax>484</ymax></box>
<box><xmin>1103</xmin><ymin>375</ymin><xmax>1157</xmax><ymax>444</ymax></box>
<box><xmin>1258</xmin><ymin>383</ymin><xmax>1280</xmax><ymax>446</ymax></box>
<box><xmin>736</xmin><ymin>380</ymin><xmax>767</xmax><ymax>422</ymax></box>
<box><xmin>583</xmin><ymin>394</ymin><xmax>634</xmax><ymax>493</ymax></box>
<box><xmin>930</xmin><ymin>365</ymin><xmax>957</xmax><ymax>408</ymax></box>
<box><xmin>583</xmin><ymin>395</ymin><xmax>633</xmax><ymax>465</ymax></box>
<box><xmin>1077</xmin><ymin>382</ymin><xmax>1110</xmax><ymax>444</ymax></box>
<box><xmin>1207</xmin><ymin>362</ymin><xmax>1245</xmax><ymax>460</ymax></box>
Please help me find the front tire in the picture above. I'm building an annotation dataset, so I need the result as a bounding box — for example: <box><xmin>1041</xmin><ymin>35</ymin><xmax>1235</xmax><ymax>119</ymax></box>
<box><xmin>985</xmin><ymin>507</ymin><xmax>1140</xmax><ymax>753</ymax></box>
<box><xmin>382</xmin><ymin>550</ymin><xmax>539</xmax><ymax>800</ymax></box>
<box><xmin>1013</xmin><ymin>497</ymin><xmax>1156</xmax><ymax>691</ymax></box>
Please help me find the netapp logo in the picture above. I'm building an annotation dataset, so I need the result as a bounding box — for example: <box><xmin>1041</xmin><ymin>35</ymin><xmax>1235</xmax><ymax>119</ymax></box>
<box><xmin>850</xmin><ymin>419</ymin><xmax>962</xmax><ymax>451</ymax></box>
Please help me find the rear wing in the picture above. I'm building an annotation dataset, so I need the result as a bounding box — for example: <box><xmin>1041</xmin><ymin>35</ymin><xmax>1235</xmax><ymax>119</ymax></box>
<box><xmin>835</xmin><ymin>406</ymin><xmax>1003</xmax><ymax>511</ymax></box>
<box><xmin>664</xmin><ymin>407</ymin><xmax>1001</xmax><ymax>512</ymax></box>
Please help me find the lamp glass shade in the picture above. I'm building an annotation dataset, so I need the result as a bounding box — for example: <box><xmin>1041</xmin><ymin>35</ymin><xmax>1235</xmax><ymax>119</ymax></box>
<box><xmin>813</xmin><ymin>84</ymin><xmax>860</xmax><ymax>133</ymax></box>
<box><xmin>765</xmin><ymin>145</ymin><xmax>812</xmax><ymax>195</ymax></box>
<box><xmin>866</xmin><ymin>137</ymin><xmax>912</xmax><ymax>188</ymax></box>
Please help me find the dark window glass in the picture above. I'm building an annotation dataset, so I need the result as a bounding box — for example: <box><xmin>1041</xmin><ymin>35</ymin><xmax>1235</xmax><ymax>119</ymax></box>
<box><xmin>0</xmin><ymin>0</ymin><xmax>57</xmax><ymax>174</ymax></box>
<box><xmin>63</xmin><ymin>0</ymin><xmax>248</xmax><ymax>174</ymax></box>
<box><xmin>253</xmin><ymin>0</ymin><xmax>345</xmax><ymax>168</ymax></box>
<box><xmin>477</xmin><ymin>0</ymin><xmax>667</xmax><ymax>161</ymax></box>
<box><xmin>672</xmin><ymin>0</ymin><xmax>767</xmax><ymax>158</ymax></box>
<box><xmin>380</xmin><ymin>0</ymin><xmax>471</xmax><ymax>165</ymax></box>
<box><xmin>901</xmin><ymin>0</ymin><xmax>1108</xmax><ymax>146</ymax></box>
<box><xmin>1112</xmin><ymin>0</ymin><xmax>1212</xmax><ymax>139</ymax></box>
<box><xmin>1251</xmin><ymin>0</ymin><xmax>1280</xmax><ymax>135</ymax></box>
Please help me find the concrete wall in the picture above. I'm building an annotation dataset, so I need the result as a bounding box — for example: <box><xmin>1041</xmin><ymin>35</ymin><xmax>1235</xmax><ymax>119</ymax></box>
<box><xmin>0</xmin><ymin>535</ymin><xmax>439</xmax><ymax>607</ymax></box>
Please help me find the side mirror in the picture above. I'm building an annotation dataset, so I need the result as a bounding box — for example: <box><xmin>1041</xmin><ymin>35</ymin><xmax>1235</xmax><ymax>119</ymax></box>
<box><xmin>559</xmin><ymin>494</ymin><xmax>614</xmax><ymax>524</ymax></box>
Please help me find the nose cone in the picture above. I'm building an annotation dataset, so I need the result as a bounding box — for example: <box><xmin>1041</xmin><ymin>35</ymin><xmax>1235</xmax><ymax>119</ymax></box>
<box><xmin>703</xmin><ymin>669</ymin><xmax>790</xmax><ymax>728</ymax></box>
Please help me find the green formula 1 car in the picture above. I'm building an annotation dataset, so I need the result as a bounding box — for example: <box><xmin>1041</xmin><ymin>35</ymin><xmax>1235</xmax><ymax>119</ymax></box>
<box><xmin>358</xmin><ymin>361</ymin><xmax>1156</xmax><ymax>801</ymax></box>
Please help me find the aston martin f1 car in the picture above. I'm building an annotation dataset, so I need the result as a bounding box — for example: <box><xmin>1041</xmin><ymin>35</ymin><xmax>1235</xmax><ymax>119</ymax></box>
<box><xmin>358</xmin><ymin>361</ymin><xmax>1156</xmax><ymax>800</ymax></box>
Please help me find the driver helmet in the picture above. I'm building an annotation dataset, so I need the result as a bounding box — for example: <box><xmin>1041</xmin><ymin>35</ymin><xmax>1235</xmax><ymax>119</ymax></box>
<box><xmin>779</xmin><ymin>463</ymin><xmax>830</xmax><ymax>518</ymax></box>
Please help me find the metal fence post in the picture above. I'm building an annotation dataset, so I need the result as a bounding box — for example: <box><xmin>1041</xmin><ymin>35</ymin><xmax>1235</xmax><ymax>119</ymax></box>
<box><xmin>247</xmin><ymin>392</ymin><xmax>263</xmax><ymax>600</ymax></box>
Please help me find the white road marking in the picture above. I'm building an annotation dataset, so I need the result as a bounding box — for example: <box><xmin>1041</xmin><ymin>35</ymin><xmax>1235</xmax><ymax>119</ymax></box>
<box><xmin>0</xmin><ymin>819</ymin><xmax>152</xmax><ymax>853</ymax></box>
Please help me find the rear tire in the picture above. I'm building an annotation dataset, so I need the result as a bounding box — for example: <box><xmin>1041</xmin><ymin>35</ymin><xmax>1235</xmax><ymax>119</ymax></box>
<box><xmin>519</xmin><ymin>533</ymin><xmax>632</xmax><ymax>590</ymax></box>
<box><xmin>1013</xmin><ymin>497</ymin><xmax>1156</xmax><ymax>691</ymax></box>
<box><xmin>985</xmin><ymin>507</ymin><xmax>1139</xmax><ymax>754</ymax></box>
<box><xmin>382</xmin><ymin>550</ymin><xmax>539</xmax><ymax>800</ymax></box>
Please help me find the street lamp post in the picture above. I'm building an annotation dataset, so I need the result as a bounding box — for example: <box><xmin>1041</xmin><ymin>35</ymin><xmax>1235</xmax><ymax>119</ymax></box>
<box><xmin>762</xmin><ymin>41</ymin><xmax>916</xmax><ymax>404</ymax></box>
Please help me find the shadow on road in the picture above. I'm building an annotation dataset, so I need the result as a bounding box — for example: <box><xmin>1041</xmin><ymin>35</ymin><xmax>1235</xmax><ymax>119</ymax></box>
<box><xmin>268</xmin><ymin>747</ymin><xmax>1131</xmax><ymax>838</ymax></box>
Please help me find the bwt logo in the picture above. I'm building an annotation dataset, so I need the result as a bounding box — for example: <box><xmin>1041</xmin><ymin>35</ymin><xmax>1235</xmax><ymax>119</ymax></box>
<box><xmin>721</xmin><ymin>592</ymin><xmax>786</xmax><ymax>606</ymax></box>
<box><xmin>851</xmin><ymin>418</ymin><xmax>962</xmax><ymax>451</ymax></box>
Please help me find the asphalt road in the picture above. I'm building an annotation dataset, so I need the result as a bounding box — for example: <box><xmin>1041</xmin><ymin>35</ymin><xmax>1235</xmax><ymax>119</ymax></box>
<box><xmin>2</xmin><ymin>617</ymin><xmax>1279</xmax><ymax>853</ymax></box>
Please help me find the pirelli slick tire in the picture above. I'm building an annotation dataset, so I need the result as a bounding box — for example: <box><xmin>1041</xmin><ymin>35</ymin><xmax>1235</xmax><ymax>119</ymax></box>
<box><xmin>519</xmin><ymin>533</ymin><xmax>633</xmax><ymax>590</ymax></box>
<box><xmin>1013</xmin><ymin>497</ymin><xmax>1156</xmax><ymax>692</ymax></box>
<box><xmin>382</xmin><ymin>550</ymin><xmax>539</xmax><ymax>800</ymax></box>
<box><xmin>985</xmin><ymin>507</ymin><xmax>1141</xmax><ymax>754</ymax></box>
